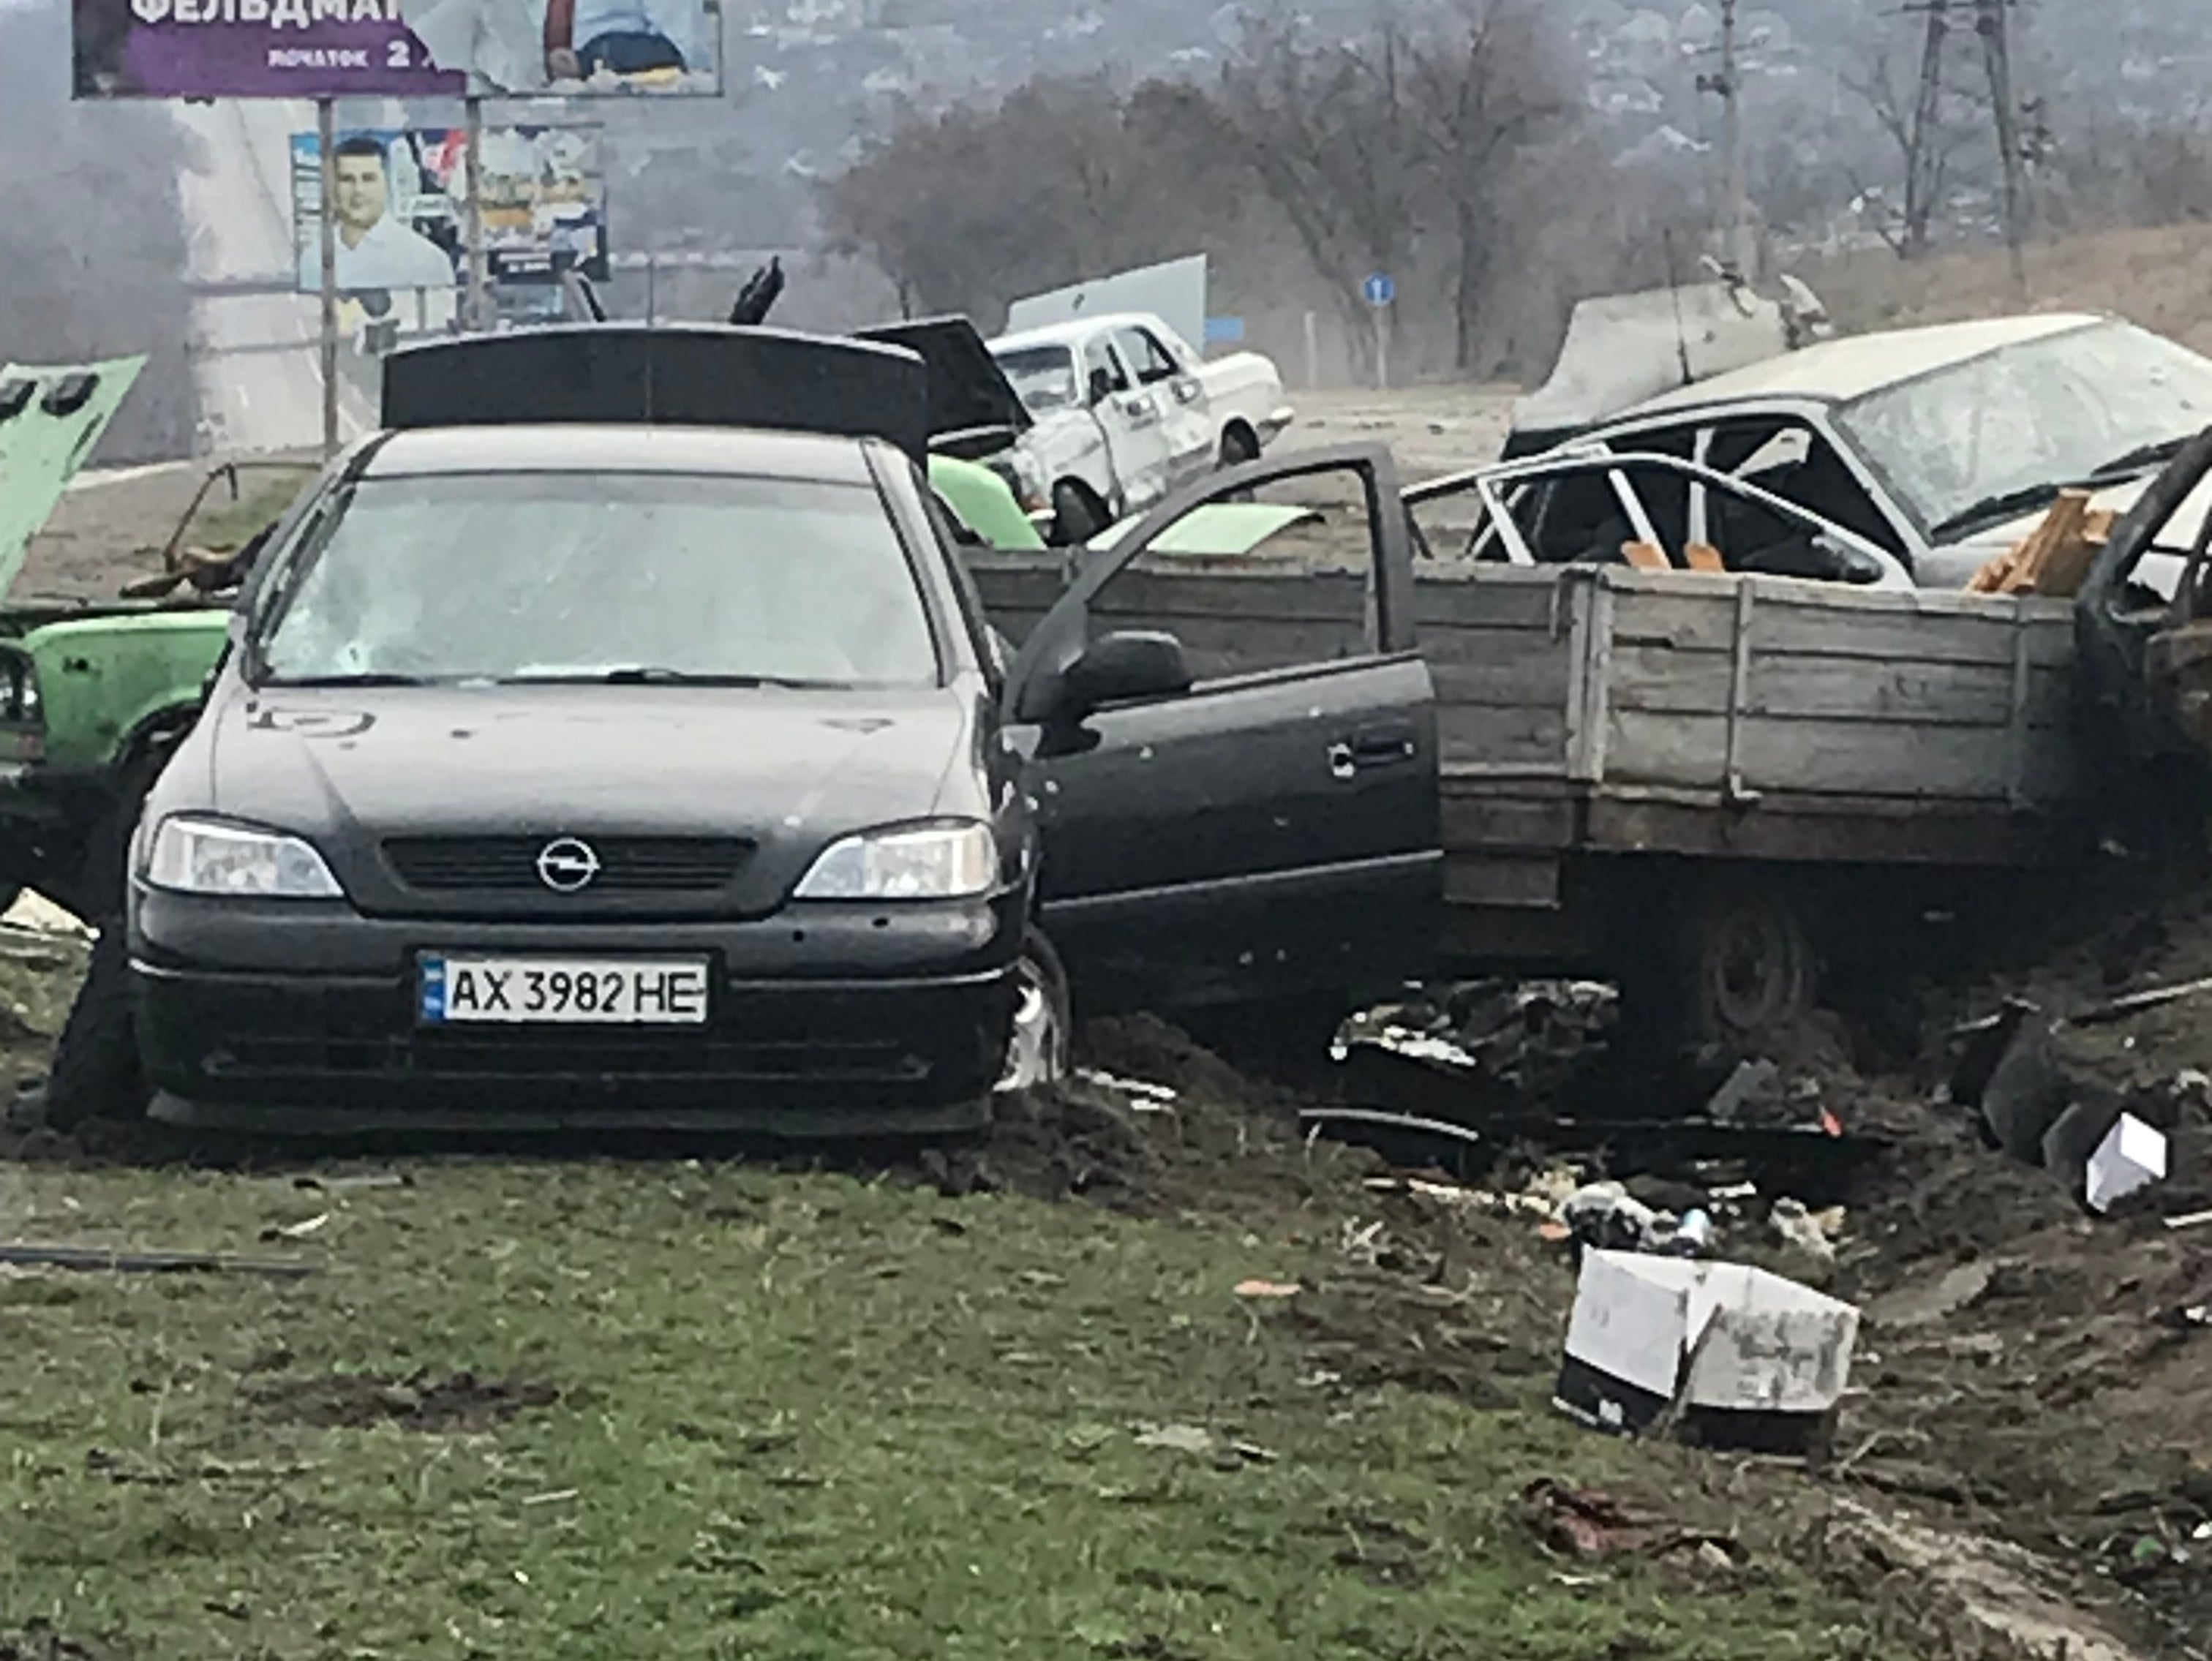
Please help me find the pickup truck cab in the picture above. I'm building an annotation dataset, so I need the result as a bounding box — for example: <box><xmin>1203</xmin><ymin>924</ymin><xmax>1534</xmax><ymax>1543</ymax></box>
<box><xmin>987</xmin><ymin>312</ymin><xmax>1293</xmax><ymax>542</ymax></box>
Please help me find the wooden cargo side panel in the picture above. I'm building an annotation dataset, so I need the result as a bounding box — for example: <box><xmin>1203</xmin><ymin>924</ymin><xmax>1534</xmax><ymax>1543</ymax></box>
<box><xmin>1596</xmin><ymin>574</ymin><xmax>2081</xmax><ymax>807</ymax></box>
<box><xmin>1416</xmin><ymin>568</ymin><xmax>1586</xmax><ymax>778</ymax></box>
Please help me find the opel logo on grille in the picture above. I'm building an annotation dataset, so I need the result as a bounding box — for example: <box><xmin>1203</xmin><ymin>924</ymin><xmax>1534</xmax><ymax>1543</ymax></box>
<box><xmin>535</xmin><ymin>837</ymin><xmax>601</xmax><ymax>894</ymax></box>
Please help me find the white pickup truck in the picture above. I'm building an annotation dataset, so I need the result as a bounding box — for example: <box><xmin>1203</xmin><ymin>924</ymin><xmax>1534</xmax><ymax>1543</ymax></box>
<box><xmin>985</xmin><ymin>312</ymin><xmax>1294</xmax><ymax>542</ymax></box>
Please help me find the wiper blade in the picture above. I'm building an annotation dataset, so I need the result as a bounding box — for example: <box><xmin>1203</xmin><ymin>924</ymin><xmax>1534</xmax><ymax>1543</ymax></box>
<box><xmin>1930</xmin><ymin>483</ymin><xmax>2076</xmax><ymax>539</ymax></box>
<box><xmin>2089</xmin><ymin>435</ymin><xmax>2192</xmax><ymax>480</ymax></box>
<box><xmin>271</xmin><ymin>672</ymin><xmax>429</xmax><ymax>688</ymax></box>
<box><xmin>1932</xmin><ymin>442</ymin><xmax>2197</xmax><ymax>538</ymax></box>
<box><xmin>502</xmin><ymin>667</ymin><xmax>809</xmax><ymax>687</ymax></box>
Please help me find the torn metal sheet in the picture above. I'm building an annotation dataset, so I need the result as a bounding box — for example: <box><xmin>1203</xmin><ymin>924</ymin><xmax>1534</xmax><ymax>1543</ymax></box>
<box><xmin>1089</xmin><ymin>502</ymin><xmax>1321</xmax><ymax>557</ymax></box>
<box><xmin>1506</xmin><ymin>282</ymin><xmax>1814</xmax><ymax>455</ymax></box>
<box><xmin>0</xmin><ymin>355</ymin><xmax>146</xmax><ymax>598</ymax></box>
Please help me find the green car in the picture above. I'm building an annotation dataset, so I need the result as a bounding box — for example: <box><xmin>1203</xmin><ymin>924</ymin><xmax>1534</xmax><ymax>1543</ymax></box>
<box><xmin>0</xmin><ymin>358</ymin><xmax>291</xmax><ymax>919</ymax></box>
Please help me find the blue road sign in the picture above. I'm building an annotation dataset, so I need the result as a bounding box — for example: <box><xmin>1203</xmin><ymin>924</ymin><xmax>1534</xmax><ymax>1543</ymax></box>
<box><xmin>1363</xmin><ymin>273</ymin><xmax>1396</xmax><ymax>307</ymax></box>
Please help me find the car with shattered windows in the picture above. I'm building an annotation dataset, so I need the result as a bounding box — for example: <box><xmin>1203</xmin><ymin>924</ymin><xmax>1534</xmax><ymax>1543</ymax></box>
<box><xmin>123</xmin><ymin>328</ymin><xmax>1065</xmax><ymax>1136</ymax></box>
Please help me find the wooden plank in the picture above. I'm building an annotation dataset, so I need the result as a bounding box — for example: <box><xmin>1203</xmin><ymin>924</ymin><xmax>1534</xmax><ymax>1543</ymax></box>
<box><xmin>1438</xmin><ymin>791</ymin><xmax>1581</xmax><ymax>852</ymax></box>
<box><xmin>1439</xmin><ymin>703</ymin><xmax>1570</xmax><ymax>775</ymax></box>
<box><xmin>1606</xmin><ymin>709</ymin><xmax>2064</xmax><ymax>800</ymax></box>
<box><xmin>1583</xmin><ymin>791</ymin><xmax>2089</xmax><ymax>867</ymax></box>
<box><xmin>1607</xmin><ymin>587</ymin><xmax>2075</xmax><ymax>668</ymax></box>
<box><xmin>1442</xmin><ymin>854</ymin><xmax>1562</xmax><ymax>909</ymax></box>
<box><xmin>1426</xmin><ymin>636</ymin><xmax>1575</xmax><ymax>710</ymax></box>
<box><xmin>1570</xmin><ymin>580</ymin><xmax>1614</xmax><ymax>784</ymax></box>
<box><xmin>1413</xmin><ymin>572</ymin><xmax>1580</xmax><ymax>633</ymax></box>
<box><xmin>1606</xmin><ymin>647</ymin><xmax>2065</xmax><ymax>727</ymax></box>
<box><xmin>1723</xmin><ymin>581</ymin><xmax>1756</xmax><ymax>795</ymax></box>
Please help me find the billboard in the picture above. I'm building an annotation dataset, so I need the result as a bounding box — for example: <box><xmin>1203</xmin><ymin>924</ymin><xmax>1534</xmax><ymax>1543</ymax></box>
<box><xmin>1005</xmin><ymin>255</ymin><xmax>1211</xmax><ymax>364</ymax></box>
<box><xmin>73</xmin><ymin>0</ymin><xmax>722</xmax><ymax>98</ymax></box>
<box><xmin>292</xmin><ymin>125</ymin><xmax>608</xmax><ymax>295</ymax></box>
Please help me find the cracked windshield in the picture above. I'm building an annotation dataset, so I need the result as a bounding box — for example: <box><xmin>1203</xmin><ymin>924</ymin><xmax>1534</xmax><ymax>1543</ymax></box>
<box><xmin>7</xmin><ymin>0</ymin><xmax>2212</xmax><ymax>1656</ymax></box>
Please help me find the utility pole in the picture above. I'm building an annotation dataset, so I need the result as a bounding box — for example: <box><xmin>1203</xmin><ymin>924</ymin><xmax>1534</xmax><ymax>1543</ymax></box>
<box><xmin>1906</xmin><ymin>0</ymin><xmax>1950</xmax><ymax>257</ymax></box>
<box><xmin>1976</xmin><ymin>0</ymin><xmax>2029</xmax><ymax>292</ymax></box>
<box><xmin>1697</xmin><ymin>0</ymin><xmax>1755</xmax><ymax>278</ymax></box>
<box><xmin>315</xmin><ymin>97</ymin><xmax>339</xmax><ymax>459</ymax></box>
<box><xmin>464</xmin><ymin>96</ymin><xmax>492</xmax><ymax>331</ymax></box>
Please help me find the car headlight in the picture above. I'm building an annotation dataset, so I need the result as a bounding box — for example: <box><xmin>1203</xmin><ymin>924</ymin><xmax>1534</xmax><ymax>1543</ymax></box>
<box><xmin>793</xmin><ymin>820</ymin><xmax>996</xmax><ymax>901</ymax></box>
<box><xmin>143</xmin><ymin>816</ymin><xmax>344</xmax><ymax>900</ymax></box>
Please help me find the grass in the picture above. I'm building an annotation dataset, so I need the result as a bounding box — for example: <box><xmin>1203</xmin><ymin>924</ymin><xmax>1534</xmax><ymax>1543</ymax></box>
<box><xmin>184</xmin><ymin>467</ymin><xmax>315</xmax><ymax>554</ymax></box>
<box><xmin>0</xmin><ymin>1140</ymin><xmax>1906</xmax><ymax>1661</ymax></box>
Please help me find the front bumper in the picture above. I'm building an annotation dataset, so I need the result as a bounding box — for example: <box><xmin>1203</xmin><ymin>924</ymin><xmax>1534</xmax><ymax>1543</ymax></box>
<box><xmin>131</xmin><ymin>889</ymin><xmax>1024</xmax><ymax>1136</ymax></box>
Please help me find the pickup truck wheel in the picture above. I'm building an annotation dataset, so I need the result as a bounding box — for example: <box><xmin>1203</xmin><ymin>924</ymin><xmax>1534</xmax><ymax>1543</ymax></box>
<box><xmin>1050</xmin><ymin>481</ymin><xmax>1109</xmax><ymax>546</ymax></box>
<box><xmin>40</xmin><ymin>922</ymin><xmax>146</xmax><ymax>1130</ymax></box>
<box><xmin>996</xmin><ymin>930</ymin><xmax>1072</xmax><ymax>1093</ymax></box>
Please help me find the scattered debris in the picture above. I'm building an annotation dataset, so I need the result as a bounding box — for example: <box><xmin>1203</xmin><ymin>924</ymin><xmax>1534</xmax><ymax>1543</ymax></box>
<box><xmin>1519</xmin><ymin>1479</ymin><xmax>1652</xmax><ymax>1559</ymax></box>
<box><xmin>1557</xmin><ymin>1251</ymin><xmax>1859</xmax><ymax>1455</ymax></box>
<box><xmin>292</xmin><ymin>1172</ymin><xmax>409</xmax><ymax>1193</ymax></box>
<box><xmin>1233</xmin><ymin>1279</ymin><xmax>1301</xmax><ymax>1300</ymax></box>
<box><xmin>0</xmin><ymin>1242</ymin><xmax>315</xmax><ymax>1278</ymax></box>
<box><xmin>2087</xmin><ymin>1115</ymin><xmax>2171</xmax><ymax>1213</ymax></box>
<box><xmin>1132</xmin><ymin>1423</ymin><xmax>1216</xmax><ymax>1455</ymax></box>
<box><xmin>259</xmin><ymin>1211</ymin><xmax>332</xmax><ymax>1242</ymax></box>
<box><xmin>2074</xmin><ymin>976</ymin><xmax>2212</xmax><ymax>1028</ymax></box>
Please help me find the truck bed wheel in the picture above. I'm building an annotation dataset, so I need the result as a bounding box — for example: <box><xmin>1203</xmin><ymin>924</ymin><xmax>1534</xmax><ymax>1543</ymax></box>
<box><xmin>42</xmin><ymin>923</ymin><xmax>147</xmax><ymax>1129</ymax></box>
<box><xmin>1622</xmin><ymin>871</ymin><xmax>1818</xmax><ymax>1067</ymax></box>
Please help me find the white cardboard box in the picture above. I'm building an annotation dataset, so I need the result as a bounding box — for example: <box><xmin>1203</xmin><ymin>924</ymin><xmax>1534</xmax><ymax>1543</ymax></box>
<box><xmin>2087</xmin><ymin>1114</ymin><xmax>2170</xmax><ymax>1214</ymax></box>
<box><xmin>1556</xmin><ymin>1251</ymin><xmax>1860</xmax><ymax>1450</ymax></box>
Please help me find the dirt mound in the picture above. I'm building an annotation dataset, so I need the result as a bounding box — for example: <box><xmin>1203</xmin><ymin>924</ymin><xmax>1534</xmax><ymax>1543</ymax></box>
<box><xmin>244</xmin><ymin>1368</ymin><xmax>565</xmax><ymax>1433</ymax></box>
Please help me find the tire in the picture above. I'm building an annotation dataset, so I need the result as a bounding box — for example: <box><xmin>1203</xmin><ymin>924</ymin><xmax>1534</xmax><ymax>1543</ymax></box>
<box><xmin>1621</xmin><ymin>870</ymin><xmax>1818</xmax><ymax>1069</ymax></box>
<box><xmin>1050</xmin><ymin>481</ymin><xmax>1109</xmax><ymax>546</ymax></box>
<box><xmin>40</xmin><ymin>738</ymin><xmax>173</xmax><ymax>1129</ymax></box>
<box><xmin>996</xmin><ymin>929</ymin><xmax>1072</xmax><ymax>1093</ymax></box>
<box><xmin>1219</xmin><ymin>426</ymin><xmax>1261</xmax><ymax>503</ymax></box>
<box><xmin>41</xmin><ymin>922</ymin><xmax>146</xmax><ymax>1130</ymax></box>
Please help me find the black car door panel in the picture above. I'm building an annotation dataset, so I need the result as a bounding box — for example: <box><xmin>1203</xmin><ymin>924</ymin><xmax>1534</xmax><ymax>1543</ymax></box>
<box><xmin>1004</xmin><ymin>444</ymin><xmax>1442</xmax><ymax>1013</ymax></box>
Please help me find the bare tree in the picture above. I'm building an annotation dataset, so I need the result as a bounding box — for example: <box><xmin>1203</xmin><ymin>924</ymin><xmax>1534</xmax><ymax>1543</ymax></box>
<box><xmin>1843</xmin><ymin>14</ymin><xmax>1989</xmax><ymax>259</ymax></box>
<box><xmin>1402</xmin><ymin>3</ymin><xmax>1573</xmax><ymax>372</ymax></box>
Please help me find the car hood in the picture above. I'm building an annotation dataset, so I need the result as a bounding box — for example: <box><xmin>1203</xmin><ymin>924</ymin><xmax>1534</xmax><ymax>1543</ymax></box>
<box><xmin>853</xmin><ymin>317</ymin><xmax>1033</xmax><ymax>441</ymax></box>
<box><xmin>195</xmin><ymin>682</ymin><xmax>974</xmax><ymax>918</ymax></box>
<box><xmin>0</xmin><ymin>355</ymin><xmax>144</xmax><ymax>600</ymax></box>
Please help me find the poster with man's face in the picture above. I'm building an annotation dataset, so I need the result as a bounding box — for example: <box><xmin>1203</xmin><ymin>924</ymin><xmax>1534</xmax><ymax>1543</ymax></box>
<box><xmin>74</xmin><ymin>0</ymin><xmax>720</xmax><ymax>98</ymax></box>
<box><xmin>292</xmin><ymin>126</ymin><xmax>609</xmax><ymax>296</ymax></box>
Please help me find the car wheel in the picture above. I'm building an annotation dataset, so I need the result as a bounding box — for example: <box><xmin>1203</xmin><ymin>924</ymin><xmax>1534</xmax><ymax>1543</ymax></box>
<box><xmin>41</xmin><ymin>922</ymin><xmax>147</xmax><ymax>1129</ymax></box>
<box><xmin>997</xmin><ymin>929</ymin><xmax>1072</xmax><ymax>1093</ymax></box>
<box><xmin>1050</xmin><ymin>481</ymin><xmax>1109</xmax><ymax>546</ymax></box>
<box><xmin>1219</xmin><ymin>426</ymin><xmax>1260</xmax><ymax>502</ymax></box>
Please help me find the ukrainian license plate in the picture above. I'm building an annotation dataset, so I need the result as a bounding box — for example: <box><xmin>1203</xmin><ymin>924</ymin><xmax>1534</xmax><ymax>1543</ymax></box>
<box><xmin>418</xmin><ymin>955</ymin><xmax>711</xmax><ymax>1026</ymax></box>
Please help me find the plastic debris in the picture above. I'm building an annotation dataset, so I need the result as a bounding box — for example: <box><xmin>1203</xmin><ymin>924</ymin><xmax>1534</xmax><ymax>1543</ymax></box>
<box><xmin>1233</xmin><ymin>1279</ymin><xmax>1301</xmax><ymax>1300</ymax></box>
<box><xmin>2086</xmin><ymin>1114</ymin><xmax>2170</xmax><ymax>1213</ymax></box>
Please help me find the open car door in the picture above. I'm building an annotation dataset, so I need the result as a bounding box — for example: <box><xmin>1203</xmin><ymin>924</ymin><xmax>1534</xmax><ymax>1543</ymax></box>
<box><xmin>1000</xmin><ymin>443</ymin><xmax>1442</xmax><ymax>1017</ymax></box>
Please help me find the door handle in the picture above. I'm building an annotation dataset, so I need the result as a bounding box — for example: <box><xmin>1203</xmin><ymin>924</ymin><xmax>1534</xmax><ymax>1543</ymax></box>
<box><xmin>1328</xmin><ymin>723</ymin><xmax>1419</xmax><ymax>779</ymax></box>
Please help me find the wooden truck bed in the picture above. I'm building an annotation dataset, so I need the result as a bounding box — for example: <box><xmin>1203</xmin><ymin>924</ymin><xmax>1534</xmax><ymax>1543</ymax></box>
<box><xmin>969</xmin><ymin>555</ymin><xmax>2089</xmax><ymax>971</ymax></box>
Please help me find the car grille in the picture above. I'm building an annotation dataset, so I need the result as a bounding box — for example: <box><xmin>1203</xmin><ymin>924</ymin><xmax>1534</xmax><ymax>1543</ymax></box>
<box><xmin>382</xmin><ymin>836</ymin><xmax>753</xmax><ymax>893</ymax></box>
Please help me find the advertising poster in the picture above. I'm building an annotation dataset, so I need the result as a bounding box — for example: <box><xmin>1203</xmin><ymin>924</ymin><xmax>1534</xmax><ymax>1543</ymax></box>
<box><xmin>73</xmin><ymin>0</ymin><xmax>721</xmax><ymax>98</ymax></box>
<box><xmin>291</xmin><ymin>124</ymin><xmax>608</xmax><ymax>295</ymax></box>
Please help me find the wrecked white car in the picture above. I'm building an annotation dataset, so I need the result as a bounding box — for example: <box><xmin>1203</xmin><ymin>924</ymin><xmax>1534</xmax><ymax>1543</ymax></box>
<box><xmin>986</xmin><ymin>312</ymin><xmax>1293</xmax><ymax>542</ymax></box>
<box><xmin>1553</xmin><ymin>312</ymin><xmax>2212</xmax><ymax>592</ymax></box>
<box><xmin>1407</xmin><ymin>448</ymin><xmax>1911</xmax><ymax>589</ymax></box>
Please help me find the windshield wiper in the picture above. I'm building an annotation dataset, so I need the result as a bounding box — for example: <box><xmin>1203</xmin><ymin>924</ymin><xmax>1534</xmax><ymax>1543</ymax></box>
<box><xmin>1930</xmin><ymin>438</ymin><xmax>2200</xmax><ymax>540</ymax></box>
<box><xmin>2088</xmin><ymin>435</ymin><xmax>2192</xmax><ymax>481</ymax></box>
<box><xmin>269</xmin><ymin>672</ymin><xmax>430</xmax><ymax>688</ymax></box>
<box><xmin>501</xmin><ymin>667</ymin><xmax>819</xmax><ymax>688</ymax></box>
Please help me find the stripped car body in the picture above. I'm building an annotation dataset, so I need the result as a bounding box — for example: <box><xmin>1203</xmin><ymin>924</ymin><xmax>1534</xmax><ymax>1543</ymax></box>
<box><xmin>1549</xmin><ymin>313</ymin><xmax>2212</xmax><ymax>592</ymax></box>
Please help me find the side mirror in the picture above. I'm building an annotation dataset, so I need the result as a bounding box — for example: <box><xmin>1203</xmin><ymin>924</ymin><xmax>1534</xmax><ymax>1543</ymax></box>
<box><xmin>1056</xmin><ymin>630</ymin><xmax>1191</xmax><ymax>719</ymax></box>
<box><xmin>1088</xmin><ymin>368</ymin><xmax>1116</xmax><ymax>407</ymax></box>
